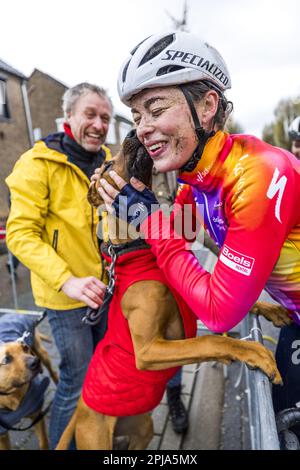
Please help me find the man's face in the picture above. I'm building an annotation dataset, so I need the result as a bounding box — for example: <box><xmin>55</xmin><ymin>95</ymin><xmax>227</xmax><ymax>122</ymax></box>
<box><xmin>291</xmin><ymin>140</ymin><xmax>300</xmax><ymax>160</ymax></box>
<box><xmin>67</xmin><ymin>92</ymin><xmax>112</xmax><ymax>152</ymax></box>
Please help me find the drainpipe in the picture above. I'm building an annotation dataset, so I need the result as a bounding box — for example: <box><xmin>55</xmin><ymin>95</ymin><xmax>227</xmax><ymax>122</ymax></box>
<box><xmin>21</xmin><ymin>79</ymin><xmax>34</xmax><ymax>147</ymax></box>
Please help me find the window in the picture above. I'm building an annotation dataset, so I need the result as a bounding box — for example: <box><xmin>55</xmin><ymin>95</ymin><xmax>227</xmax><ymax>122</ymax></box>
<box><xmin>119</xmin><ymin>121</ymin><xmax>132</xmax><ymax>143</ymax></box>
<box><xmin>0</xmin><ymin>78</ymin><xmax>10</xmax><ymax>119</ymax></box>
<box><xmin>106</xmin><ymin>117</ymin><xmax>116</xmax><ymax>145</ymax></box>
<box><xmin>55</xmin><ymin>117</ymin><xmax>64</xmax><ymax>132</ymax></box>
<box><xmin>33</xmin><ymin>127</ymin><xmax>42</xmax><ymax>141</ymax></box>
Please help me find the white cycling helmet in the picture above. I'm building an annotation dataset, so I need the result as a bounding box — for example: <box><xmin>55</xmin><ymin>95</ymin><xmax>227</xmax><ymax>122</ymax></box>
<box><xmin>118</xmin><ymin>31</ymin><xmax>231</xmax><ymax>105</ymax></box>
<box><xmin>289</xmin><ymin>116</ymin><xmax>300</xmax><ymax>141</ymax></box>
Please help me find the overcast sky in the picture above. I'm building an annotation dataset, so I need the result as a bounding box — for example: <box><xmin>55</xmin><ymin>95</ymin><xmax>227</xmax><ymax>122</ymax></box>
<box><xmin>1</xmin><ymin>0</ymin><xmax>299</xmax><ymax>136</ymax></box>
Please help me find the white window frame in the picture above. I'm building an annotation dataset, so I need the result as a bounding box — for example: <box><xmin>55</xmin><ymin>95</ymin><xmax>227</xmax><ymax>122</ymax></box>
<box><xmin>0</xmin><ymin>78</ymin><xmax>10</xmax><ymax>119</ymax></box>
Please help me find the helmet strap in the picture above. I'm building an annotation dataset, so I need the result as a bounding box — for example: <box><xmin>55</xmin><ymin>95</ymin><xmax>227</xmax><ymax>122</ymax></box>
<box><xmin>179</xmin><ymin>85</ymin><xmax>215</xmax><ymax>172</ymax></box>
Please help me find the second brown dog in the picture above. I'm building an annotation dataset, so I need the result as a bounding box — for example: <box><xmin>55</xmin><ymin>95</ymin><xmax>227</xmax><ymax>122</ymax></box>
<box><xmin>0</xmin><ymin>313</ymin><xmax>58</xmax><ymax>450</ymax></box>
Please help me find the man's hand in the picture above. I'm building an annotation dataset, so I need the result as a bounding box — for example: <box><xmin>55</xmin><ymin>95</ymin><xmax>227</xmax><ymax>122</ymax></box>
<box><xmin>61</xmin><ymin>276</ymin><xmax>106</xmax><ymax>309</ymax></box>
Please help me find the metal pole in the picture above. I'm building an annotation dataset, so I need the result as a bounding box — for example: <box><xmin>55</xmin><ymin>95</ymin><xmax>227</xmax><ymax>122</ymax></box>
<box><xmin>7</xmin><ymin>250</ymin><xmax>19</xmax><ymax>309</ymax></box>
<box><xmin>241</xmin><ymin>316</ymin><xmax>257</xmax><ymax>449</ymax></box>
<box><xmin>21</xmin><ymin>80</ymin><xmax>34</xmax><ymax>147</ymax></box>
<box><xmin>250</xmin><ymin>316</ymin><xmax>280</xmax><ymax>450</ymax></box>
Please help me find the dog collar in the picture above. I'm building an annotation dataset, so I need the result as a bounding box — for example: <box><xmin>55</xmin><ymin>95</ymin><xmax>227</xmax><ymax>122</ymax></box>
<box><xmin>81</xmin><ymin>239</ymin><xmax>150</xmax><ymax>332</ymax></box>
<box><xmin>102</xmin><ymin>238</ymin><xmax>150</xmax><ymax>258</ymax></box>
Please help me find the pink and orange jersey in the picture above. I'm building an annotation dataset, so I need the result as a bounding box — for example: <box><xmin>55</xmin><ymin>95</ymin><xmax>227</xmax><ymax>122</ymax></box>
<box><xmin>141</xmin><ymin>131</ymin><xmax>300</xmax><ymax>331</ymax></box>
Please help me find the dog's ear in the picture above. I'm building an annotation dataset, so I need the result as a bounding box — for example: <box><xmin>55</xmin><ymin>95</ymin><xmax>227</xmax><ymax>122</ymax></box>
<box><xmin>128</xmin><ymin>146</ymin><xmax>153</xmax><ymax>187</ymax></box>
<box><xmin>122</xmin><ymin>130</ymin><xmax>153</xmax><ymax>187</ymax></box>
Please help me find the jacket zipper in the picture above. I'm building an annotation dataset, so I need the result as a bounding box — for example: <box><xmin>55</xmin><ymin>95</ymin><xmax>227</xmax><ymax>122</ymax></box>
<box><xmin>91</xmin><ymin>207</ymin><xmax>106</xmax><ymax>282</ymax></box>
<box><xmin>52</xmin><ymin>229</ymin><xmax>58</xmax><ymax>251</ymax></box>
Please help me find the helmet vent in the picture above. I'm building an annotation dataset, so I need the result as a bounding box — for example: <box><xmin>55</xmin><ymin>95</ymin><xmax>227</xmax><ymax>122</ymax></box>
<box><xmin>138</xmin><ymin>34</ymin><xmax>175</xmax><ymax>67</ymax></box>
<box><xmin>122</xmin><ymin>59</ymin><xmax>131</xmax><ymax>83</ymax></box>
<box><xmin>131</xmin><ymin>36</ymin><xmax>151</xmax><ymax>56</ymax></box>
<box><xmin>156</xmin><ymin>65</ymin><xmax>185</xmax><ymax>76</ymax></box>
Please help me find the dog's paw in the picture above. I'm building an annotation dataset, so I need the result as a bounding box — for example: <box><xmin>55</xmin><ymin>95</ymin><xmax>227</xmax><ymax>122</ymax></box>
<box><xmin>242</xmin><ymin>341</ymin><xmax>282</xmax><ymax>385</ymax></box>
<box><xmin>250</xmin><ymin>301</ymin><xmax>293</xmax><ymax>328</ymax></box>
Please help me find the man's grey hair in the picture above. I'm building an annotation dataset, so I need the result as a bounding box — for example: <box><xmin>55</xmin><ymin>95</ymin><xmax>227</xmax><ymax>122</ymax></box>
<box><xmin>62</xmin><ymin>82</ymin><xmax>113</xmax><ymax>119</ymax></box>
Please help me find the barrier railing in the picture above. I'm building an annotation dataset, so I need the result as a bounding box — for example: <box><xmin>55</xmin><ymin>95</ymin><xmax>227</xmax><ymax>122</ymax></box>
<box><xmin>240</xmin><ymin>314</ymin><xmax>280</xmax><ymax>450</ymax></box>
<box><xmin>0</xmin><ymin>228</ymin><xmax>19</xmax><ymax>309</ymax></box>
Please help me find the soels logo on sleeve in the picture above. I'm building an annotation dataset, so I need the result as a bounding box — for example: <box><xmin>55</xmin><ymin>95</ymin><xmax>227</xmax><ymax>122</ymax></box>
<box><xmin>220</xmin><ymin>245</ymin><xmax>255</xmax><ymax>276</ymax></box>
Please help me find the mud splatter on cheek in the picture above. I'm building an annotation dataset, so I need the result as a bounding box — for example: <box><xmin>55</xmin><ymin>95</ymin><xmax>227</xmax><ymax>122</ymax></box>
<box><xmin>174</xmin><ymin>123</ymin><xmax>195</xmax><ymax>156</ymax></box>
<box><xmin>174</xmin><ymin>135</ymin><xmax>186</xmax><ymax>155</ymax></box>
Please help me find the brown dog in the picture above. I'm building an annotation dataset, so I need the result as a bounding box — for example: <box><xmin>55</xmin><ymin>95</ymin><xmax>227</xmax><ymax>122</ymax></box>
<box><xmin>0</xmin><ymin>314</ymin><xmax>58</xmax><ymax>450</ymax></box>
<box><xmin>56</xmin><ymin>132</ymin><xmax>282</xmax><ymax>451</ymax></box>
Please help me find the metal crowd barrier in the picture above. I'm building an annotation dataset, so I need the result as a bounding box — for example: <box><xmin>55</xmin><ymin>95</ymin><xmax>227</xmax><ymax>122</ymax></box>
<box><xmin>241</xmin><ymin>315</ymin><xmax>280</xmax><ymax>450</ymax></box>
<box><xmin>0</xmin><ymin>228</ymin><xmax>19</xmax><ymax>309</ymax></box>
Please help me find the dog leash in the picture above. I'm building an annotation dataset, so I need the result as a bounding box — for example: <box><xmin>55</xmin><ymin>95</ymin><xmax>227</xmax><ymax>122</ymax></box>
<box><xmin>82</xmin><ymin>239</ymin><xmax>150</xmax><ymax>331</ymax></box>
<box><xmin>17</xmin><ymin>311</ymin><xmax>47</xmax><ymax>347</ymax></box>
<box><xmin>82</xmin><ymin>243</ymin><xmax>117</xmax><ymax>327</ymax></box>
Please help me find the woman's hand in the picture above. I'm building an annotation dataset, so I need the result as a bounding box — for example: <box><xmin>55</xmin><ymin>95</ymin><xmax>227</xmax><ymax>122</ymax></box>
<box><xmin>98</xmin><ymin>170</ymin><xmax>158</xmax><ymax>227</ymax></box>
<box><xmin>97</xmin><ymin>170</ymin><xmax>128</xmax><ymax>213</ymax></box>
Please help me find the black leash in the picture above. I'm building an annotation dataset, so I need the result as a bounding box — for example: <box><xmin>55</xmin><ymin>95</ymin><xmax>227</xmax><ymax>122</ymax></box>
<box><xmin>82</xmin><ymin>243</ymin><xmax>117</xmax><ymax>328</ymax></box>
<box><xmin>82</xmin><ymin>239</ymin><xmax>150</xmax><ymax>337</ymax></box>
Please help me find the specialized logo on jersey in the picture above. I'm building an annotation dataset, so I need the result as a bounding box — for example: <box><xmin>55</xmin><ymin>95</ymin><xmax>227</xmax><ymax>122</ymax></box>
<box><xmin>220</xmin><ymin>245</ymin><xmax>255</xmax><ymax>276</ymax></box>
<box><xmin>266</xmin><ymin>168</ymin><xmax>287</xmax><ymax>223</ymax></box>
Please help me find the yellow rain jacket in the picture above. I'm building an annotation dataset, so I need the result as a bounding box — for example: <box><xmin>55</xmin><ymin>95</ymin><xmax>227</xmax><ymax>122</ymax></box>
<box><xmin>5</xmin><ymin>140</ymin><xmax>111</xmax><ymax>309</ymax></box>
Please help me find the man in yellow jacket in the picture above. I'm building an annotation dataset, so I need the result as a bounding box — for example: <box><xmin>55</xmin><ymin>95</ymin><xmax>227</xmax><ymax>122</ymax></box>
<box><xmin>6</xmin><ymin>82</ymin><xmax>111</xmax><ymax>448</ymax></box>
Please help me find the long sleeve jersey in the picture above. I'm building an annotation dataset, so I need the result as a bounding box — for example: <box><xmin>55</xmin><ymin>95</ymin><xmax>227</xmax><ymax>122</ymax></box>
<box><xmin>140</xmin><ymin>131</ymin><xmax>300</xmax><ymax>332</ymax></box>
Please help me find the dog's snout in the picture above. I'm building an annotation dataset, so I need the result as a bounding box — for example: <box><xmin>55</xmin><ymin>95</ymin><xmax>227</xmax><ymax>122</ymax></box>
<box><xmin>26</xmin><ymin>356</ymin><xmax>40</xmax><ymax>371</ymax></box>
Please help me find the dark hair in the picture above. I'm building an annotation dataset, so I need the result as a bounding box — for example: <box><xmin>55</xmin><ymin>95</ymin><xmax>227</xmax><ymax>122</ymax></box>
<box><xmin>180</xmin><ymin>80</ymin><xmax>233</xmax><ymax>130</ymax></box>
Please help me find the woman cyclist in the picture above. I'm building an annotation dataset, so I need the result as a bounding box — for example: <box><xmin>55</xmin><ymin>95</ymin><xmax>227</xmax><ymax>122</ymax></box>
<box><xmin>98</xmin><ymin>32</ymin><xmax>300</xmax><ymax>442</ymax></box>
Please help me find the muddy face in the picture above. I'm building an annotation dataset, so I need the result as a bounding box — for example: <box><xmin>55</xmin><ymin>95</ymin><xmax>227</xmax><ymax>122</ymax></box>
<box><xmin>88</xmin><ymin>131</ymin><xmax>153</xmax><ymax>207</ymax></box>
<box><xmin>0</xmin><ymin>342</ymin><xmax>41</xmax><ymax>393</ymax></box>
<box><xmin>131</xmin><ymin>87</ymin><xmax>199</xmax><ymax>173</ymax></box>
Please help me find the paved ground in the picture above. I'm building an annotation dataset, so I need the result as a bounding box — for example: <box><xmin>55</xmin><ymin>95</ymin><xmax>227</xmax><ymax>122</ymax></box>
<box><xmin>0</xmin><ymin>250</ymin><xmax>279</xmax><ymax>450</ymax></box>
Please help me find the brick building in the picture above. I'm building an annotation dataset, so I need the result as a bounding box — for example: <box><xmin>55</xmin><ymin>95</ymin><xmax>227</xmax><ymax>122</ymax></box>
<box><xmin>0</xmin><ymin>59</ymin><xmax>33</xmax><ymax>221</ymax></box>
<box><xmin>0</xmin><ymin>63</ymin><xmax>132</xmax><ymax>220</ymax></box>
<box><xmin>28</xmin><ymin>69</ymin><xmax>68</xmax><ymax>140</ymax></box>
